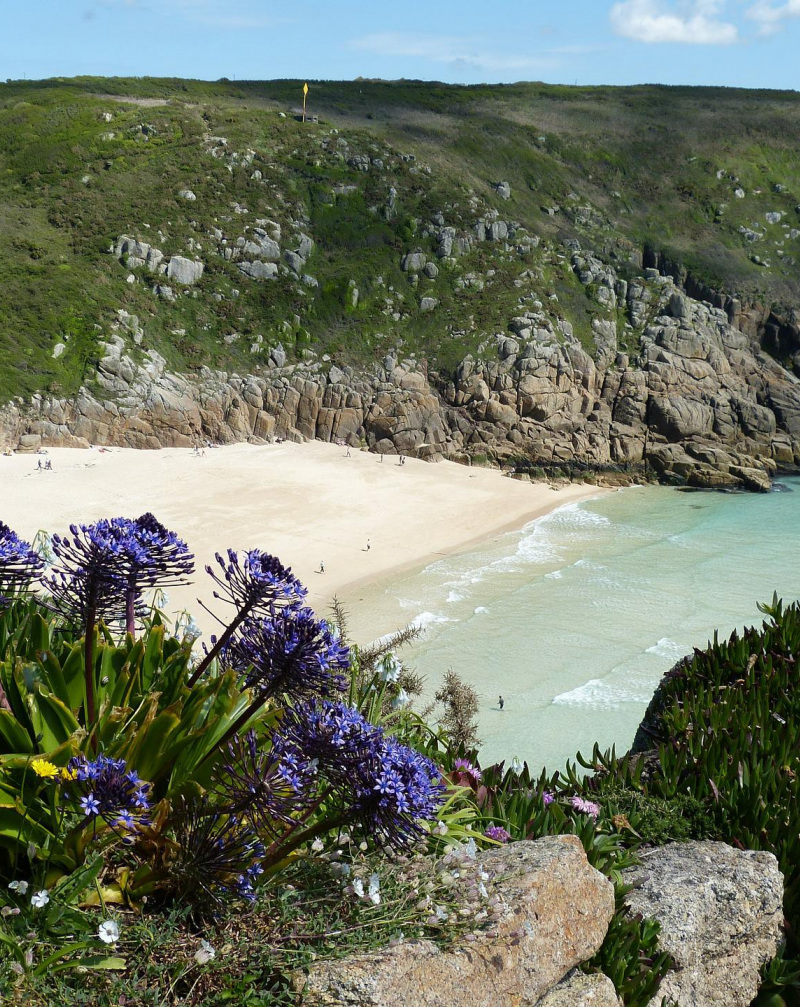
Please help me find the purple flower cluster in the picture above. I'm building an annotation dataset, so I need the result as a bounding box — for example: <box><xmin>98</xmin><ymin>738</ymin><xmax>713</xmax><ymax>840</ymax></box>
<box><xmin>274</xmin><ymin>701</ymin><xmax>445</xmax><ymax>847</ymax></box>
<box><xmin>47</xmin><ymin>515</ymin><xmax>193</xmax><ymax>627</ymax></box>
<box><xmin>223</xmin><ymin>608</ymin><xmax>350</xmax><ymax>702</ymax></box>
<box><xmin>484</xmin><ymin>824</ymin><xmax>512</xmax><ymax>843</ymax></box>
<box><xmin>0</xmin><ymin>522</ymin><xmax>43</xmax><ymax>602</ymax></box>
<box><xmin>215</xmin><ymin>729</ymin><xmax>317</xmax><ymax>838</ymax></box>
<box><xmin>64</xmin><ymin>754</ymin><xmax>151</xmax><ymax>833</ymax></box>
<box><xmin>206</xmin><ymin>549</ymin><xmax>306</xmax><ymax>618</ymax></box>
<box><xmin>172</xmin><ymin>797</ymin><xmax>265</xmax><ymax>906</ymax></box>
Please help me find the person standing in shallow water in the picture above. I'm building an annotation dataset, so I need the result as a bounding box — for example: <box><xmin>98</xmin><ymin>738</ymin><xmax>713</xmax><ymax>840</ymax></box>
<box><xmin>498</xmin><ymin>695</ymin><xmax>504</xmax><ymax>710</ymax></box>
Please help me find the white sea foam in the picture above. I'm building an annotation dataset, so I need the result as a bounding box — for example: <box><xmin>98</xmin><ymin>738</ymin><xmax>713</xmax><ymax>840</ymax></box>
<box><xmin>645</xmin><ymin>637</ymin><xmax>686</xmax><ymax>659</ymax></box>
<box><xmin>446</xmin><ymin>590</ymin><xmax>465</xmax><ymax>604</ymax></box>
<box><xmin>552</xmin><ymin>678</ymin><xmax>649</xmax><ymax>710</ymax></box>
<box><xmin>409</xmin><ymin>611</ymin><xmax>453</xmax><ymax>633</ymax></box>
<box><xmin>544</xmin><ymin>569</ymin><xmax>563</xmax><ymax>580</ymax></box>
<box><xmin>473</xmin><ymin>606</ymin><xmax>489</xmax><ymax>615</ymax></box>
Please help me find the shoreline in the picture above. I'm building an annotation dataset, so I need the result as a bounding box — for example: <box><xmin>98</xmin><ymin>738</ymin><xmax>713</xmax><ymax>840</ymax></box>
<box><xmin>0</xmin><ymin>442</ymin><xmax>607</xmax><ymax>636</ymax></box>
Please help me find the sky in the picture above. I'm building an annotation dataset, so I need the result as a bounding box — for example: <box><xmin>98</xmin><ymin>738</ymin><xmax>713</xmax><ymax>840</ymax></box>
<box><xmin>2</xmin><ymin>0</ymin><xmax>800</xmax><ymax>90</ymax></box>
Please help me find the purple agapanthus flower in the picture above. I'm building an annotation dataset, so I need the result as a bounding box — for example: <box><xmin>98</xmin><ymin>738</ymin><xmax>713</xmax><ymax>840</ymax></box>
<box><xmin>47</xmin><ymin>519</ymin><xmax>135</xmax><ymax>625</ymax></box>
<box><xmin>570</xmin><ymin>796</ymin><xmax>600</xmax><ymax>820</ymax></box>
<box><xmin>47</xmin><ymin>515</ymin><xmax>193</xmax><ymax>630</ymax></box>
<box><xmin>190</xmin><ymin>549</ymin><xmax>309</xmax><ymax>684</ymax></box>
<box><xmin>350</xmin><ymin>736</ymin><xmax>445</xmax><ymax>847</ymax></box>
<box><xmin>170</xmin><ymin>797</ymin><xmax>265</xmax><ymax>907</ymax></box>
<box><xmin>223</xmin><ymin>608</ymin><xmax>350</xmax><ymax>701</ymax></box>
<box><xmin>272</xmin><ymin>700</ymin><xmax>384</xmax><ymax>782</ymax></box>
<box><xmin>484</xmin><ymin>825</ymin><xmax>512</xmax><ymax>844</ymax></box>
<box><xmin>206</xmin><ymin>549</ymin><xmax>306</xmax><ymax>618</ymax></box>
<box><xmin>65</xmin><ymin>754</ymin><xmax>151</xmax><ymax>832</ymax></box>
<box><xmin>0</xmin><ymin>522</ymin><xmax>43</xmax><ymax>597</ymax></box>
<box><xmin>121</xmin><ymin>513</ymin><xmax>194</xmax><ymax>630</ymax></box>
<box><xmin>273</xmin><ymin>701</ymin><xmax>445</xmax><ymax>847</ymax></box>
<box><xmin>214</xmin><ymin>729</ymin><xmax>317</xmax><ymax>838</ymax></box>
<box><xmin>80</xmin><ymin>794</ymin><xmax>100</xmax><ymax>816</ymax></box>
<box><xmin>542</xmin><ymin>791</ymin><xmax>555</xmax><ymax>807</ymax></box>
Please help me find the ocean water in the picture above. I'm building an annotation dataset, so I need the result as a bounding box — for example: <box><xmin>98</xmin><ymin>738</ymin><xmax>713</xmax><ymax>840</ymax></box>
<box><xmin>345</xmin><ymin>478</ymin><xmax>800</xmax><ymax>772</ymax></box>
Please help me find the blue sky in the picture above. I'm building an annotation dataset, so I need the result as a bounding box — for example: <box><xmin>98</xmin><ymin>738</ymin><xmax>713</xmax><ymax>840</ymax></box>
<box><xmin>3</xmin><ymin>0</ymin><xmax>800</xmax><ymax>89</ymax></box>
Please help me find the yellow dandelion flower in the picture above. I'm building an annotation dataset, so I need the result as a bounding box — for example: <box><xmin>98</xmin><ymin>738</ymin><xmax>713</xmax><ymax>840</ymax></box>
<box><xmin>31</xmin><ymin>759</ymin><xmax>60</xmax><ymax>779</ymax></box>
<box><xmin>60</xmin><ymin>766</ymin><xmax>79</xmax><ymax>781</ymax></box>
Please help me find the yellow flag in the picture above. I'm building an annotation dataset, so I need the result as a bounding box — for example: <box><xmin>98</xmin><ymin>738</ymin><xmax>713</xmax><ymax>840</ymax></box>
<box><xmin>303</xmin><ymin>82</ymin><xmax>309</xmax><ymax>96</ymax></box>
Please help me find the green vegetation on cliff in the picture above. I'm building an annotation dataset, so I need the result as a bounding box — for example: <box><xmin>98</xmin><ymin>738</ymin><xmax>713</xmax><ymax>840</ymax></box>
<box><xmin>1</xmin><ymin>76</ymin><xmax>800</xmax><ymax>403</ymax></box>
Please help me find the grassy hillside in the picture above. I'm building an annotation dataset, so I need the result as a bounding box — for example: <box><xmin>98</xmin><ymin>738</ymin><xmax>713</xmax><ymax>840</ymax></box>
<box><xmin>1</xmin><ymin>76</ymin><xmax>799</xmax><ymax>403</ymax></box>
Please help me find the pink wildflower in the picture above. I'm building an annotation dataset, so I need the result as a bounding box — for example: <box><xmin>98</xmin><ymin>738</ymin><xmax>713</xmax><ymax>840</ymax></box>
<box><xmin>570</xmin><ymin>796</ymin><xmax>600</xmax><ymax>820</ymax></box>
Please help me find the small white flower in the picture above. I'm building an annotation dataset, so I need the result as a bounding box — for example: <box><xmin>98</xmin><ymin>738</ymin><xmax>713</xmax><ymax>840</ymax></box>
<box><xmin>463</xmin><ymin>838</ymin><xmax>478</xmax><ymax>860</ymax></box>
<box><xmin>194</xmin><ymin>939</ymin><xmax>216</xmax><ymax>965</ymax></box>
<box><xmin>478</xmin><ymin>882</ymin><xmax>488</xmax><ymax>899</ymax></box>
<box><xmin>358</xmin><ymin>841</ymin><xmax>368</xmax><ymax>852</ymax></box>
<box><xmin>434</xmin><ymin>905</ymin><xmax>449</xmax><ymax>922</ymax></box>
<box><xmin>352</xmin><ymin>878</ymin><xmax>364</xmax><ymax>898</ymax></box>
<box><xmin>391</xmin><ymin>688</ymin><xmax>410</xmax><ymax>710</ymax></box>
<box><xmin>98</xmin><ymin>920</ymin><xmax>120</xmax><ymax>944</ymax></box>
<box><xmin>379</xmin><ymin>655</ymin><xmax>401</xmax><ymax>683</ymax></box>
<box><xmin>368</xmin><ymin>873</ymin><xmax>381</xmax><ymax>906</ymax></box>
<box><xmin>311</xmin><ymin>838</ymin><xmax>324</xmax><ymax>853</ymax></box>
<box><xmin>8</xmin><ymin>880</ymin><xmax>29</xmax><ymax>895</ymax></box>
<box><xmin>433</xmin><ymin>822</ymin><xmax>448</xmax><ymax>836</ymax></box>
<box><xmin>30</xmin><ymin>889</ymin><xmax>49</xmax><ymax>908</ymax></box>
<box><xmin>510</xmin><ymin>756</ymin><xmax>523</xmax><ymax>775</ymax></box>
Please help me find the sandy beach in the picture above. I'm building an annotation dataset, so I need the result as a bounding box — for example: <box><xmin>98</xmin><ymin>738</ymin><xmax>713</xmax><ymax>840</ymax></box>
<box><xmin>0</xmin><ymin>442</ymin><xmax>603</xmax><ymax>636</ymax></box>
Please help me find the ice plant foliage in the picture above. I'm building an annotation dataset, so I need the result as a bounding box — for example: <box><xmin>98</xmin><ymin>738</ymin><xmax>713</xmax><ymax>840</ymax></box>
<box><xmin>0</xmin><ymin>521</ymin><xmax>43</xmax><ymax>597</ymax></box>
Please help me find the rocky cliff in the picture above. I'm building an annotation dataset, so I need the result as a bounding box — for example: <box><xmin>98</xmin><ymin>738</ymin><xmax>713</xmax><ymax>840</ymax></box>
<box><xmin>3</xmin><ymin>260</ymin><xmax>799</xmax><ymax>492</ymax></box>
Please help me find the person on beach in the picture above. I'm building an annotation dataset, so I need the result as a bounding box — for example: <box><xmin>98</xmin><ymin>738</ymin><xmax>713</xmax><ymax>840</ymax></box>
<box><xmin>346</xmin><ymin>447</ymin><xmax>351</xmax><ymax>458</ymax></box>
<box><xmin>365</xmin><ymin>539</ymin><xmax>371</xmax><ymax>552</ymax></box>
<box><xmin>498</xmin><ymin>695</ymin><xmax>504</xmax><ymax>710</ymax></box>
<box><xmin>319</xmin><ymin>560</ymin><xmax>325</xmax><ymax>574</ymax></box>
<box><xmin>36</xmin><ymin>459</ymin><xmax>42</xmax><ymax>471</ymax></box>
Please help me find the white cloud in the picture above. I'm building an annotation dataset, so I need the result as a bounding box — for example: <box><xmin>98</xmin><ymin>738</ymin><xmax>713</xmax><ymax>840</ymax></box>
<box><xmin>746</xmin><ymin>0</ymin><xmax>800</xmax><ymax>34</ymax></box>
<box><xmin>349</xmin><ymin>32</ymin><xmax>563</xmax><ymax>74</ymax></box>
<box><xmin>609</xmin><ymin>0</ymin><xmax>739</xmax><ymax>44</ymax></box>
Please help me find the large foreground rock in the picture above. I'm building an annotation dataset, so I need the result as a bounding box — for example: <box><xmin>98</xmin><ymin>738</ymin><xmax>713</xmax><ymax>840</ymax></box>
<box><xmin>296</xmin><ymin>835</ymin><xmax>615</xmax><ymax>1007</ymax></box>
<box><xmin>623</xmin><ymin>841</ymin><xmax>783</xmax><ymax>1007</ymax></box>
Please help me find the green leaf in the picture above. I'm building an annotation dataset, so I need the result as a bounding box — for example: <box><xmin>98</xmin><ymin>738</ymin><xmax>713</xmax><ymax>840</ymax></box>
<box><xmin>27</xmin><ymin>687</ymin><xmax>80</xmax><ymax>750</ymax></box>
<box><xmin>0</xmin><ymin>709</ymin><xmax>33</xmax><ymax>754</ymax></box>
<box><xmin>52</xmin><ymin>853</ymin><xmax>104</xmax><ymax>906</ymax></box>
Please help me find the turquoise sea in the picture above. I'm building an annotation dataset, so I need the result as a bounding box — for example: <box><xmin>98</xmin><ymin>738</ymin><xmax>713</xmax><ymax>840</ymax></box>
<box><xmin>346</xmin><ymin>478</ymin><xmax>800</xmax><ymax>772</ymax></box>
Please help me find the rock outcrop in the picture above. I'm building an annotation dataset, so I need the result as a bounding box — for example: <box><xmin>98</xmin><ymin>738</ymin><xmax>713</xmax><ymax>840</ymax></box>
<box><xmin>623</xmin><ymin>842</ymin><xmax>784</xmax><ymax>1007</ymax></box>
<box><xmin>296</xmin><ymin>836</ymin><xmax>615</xmax><ymax>1007</ymax></box>
<box><xmin>293</xmin><ymin>837</ymin><xmax>784</xmax><ymax>1007</ymax></box>
<box><xmin>2</xmin><ymin>260</ymin><xmax>799</xmax><ymax>491</ymax></box>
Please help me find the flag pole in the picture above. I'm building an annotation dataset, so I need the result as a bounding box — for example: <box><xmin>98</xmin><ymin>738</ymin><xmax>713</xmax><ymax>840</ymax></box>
<box><xmin>302</xmin><ymin>82</ymin><xmax>309</xmax><ymax>122</ymax></box>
